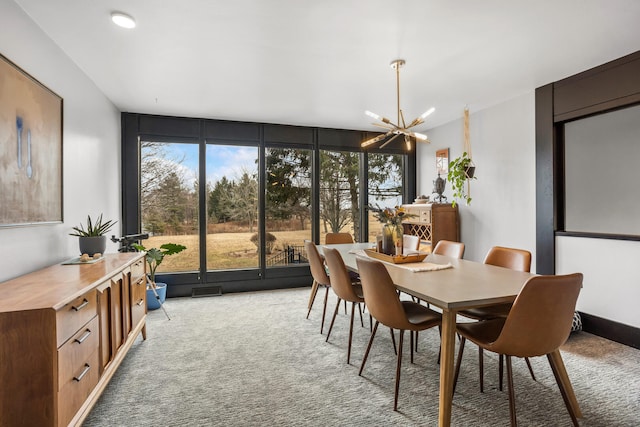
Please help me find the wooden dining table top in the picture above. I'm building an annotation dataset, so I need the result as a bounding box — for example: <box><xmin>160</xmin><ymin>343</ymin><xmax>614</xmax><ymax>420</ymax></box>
<box><xmin>319</xmin><ymin>242</ymin><xmax>536</xmax><ymax>311</ymax></box>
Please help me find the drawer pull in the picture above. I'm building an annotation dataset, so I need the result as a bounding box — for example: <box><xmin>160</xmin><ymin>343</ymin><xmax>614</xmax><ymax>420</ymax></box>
<box><xmin>73</xmin><ymin>364</ymin><xmax>91</xmax><ymax>382</ymax></box>
<box><xmin>72</xmin><ymin>299</ymin><xmax>89</xmax><ymax>311</ymax></box>
<box><xmin>136</xmin><ymin>299</ymin><xmax>144</xmax><ymax>306</ymax></box>
<box><xmin>74</xmin><ymin>329</ymin><xmax>92</xmax><ymax>344</ymax></box>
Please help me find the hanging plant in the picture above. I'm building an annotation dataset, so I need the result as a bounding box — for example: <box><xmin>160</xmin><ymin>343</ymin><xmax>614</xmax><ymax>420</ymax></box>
<box><xmin>447</xmin><ymin>152</ymin><xmax>476</xmax><ymax>207</ymax></box>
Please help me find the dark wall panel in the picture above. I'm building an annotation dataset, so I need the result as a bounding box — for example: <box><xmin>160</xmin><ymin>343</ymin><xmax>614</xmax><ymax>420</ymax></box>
<box><xmin>204</xmin><ymin>120</ymin><xmax>260</xmax><ymax>142</ymax></box>
<box><xmin>138</xmin><ymin>114</ymin><xmax>200</xmax><ymax>137</ymax></box>
<box><xmin>263</xmin><ymin>124</ymin><xmax>313</xmax><ymax>145</ymax></box>
<box><xmin>553</xmin><ymin>51</ymin><xmax>640</xmax><ymax>122</ymax></box>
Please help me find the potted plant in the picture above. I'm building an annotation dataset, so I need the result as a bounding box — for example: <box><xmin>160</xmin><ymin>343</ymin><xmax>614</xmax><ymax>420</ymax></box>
<box><xmin>447</xmin><ymin>152</ymin><xmax>477</xmax><ymax>207</ymax></box>
<box><xmin>69</xmin><ymin>214</ymin><xmax>117</xmax><ymax>257</ymax></box>
<box><xmin>132</xmin><ymin>242</ymin><xmax>187</xmax><ymax>310</ymax></box>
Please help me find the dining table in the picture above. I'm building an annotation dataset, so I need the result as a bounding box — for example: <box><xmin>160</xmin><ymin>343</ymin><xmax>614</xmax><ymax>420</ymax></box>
<box><xmin>319</xmin><ymin>242</ymin><xmax>582</xmax><ymax>427</ymax></box>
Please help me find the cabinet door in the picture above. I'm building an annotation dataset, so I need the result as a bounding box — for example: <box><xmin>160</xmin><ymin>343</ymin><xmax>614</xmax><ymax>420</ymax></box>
<box><xmin>110</xmin><ymin>274</ymin><xmax>123</xmax><ymax>353</ymax></box>
<box><xmin>96</xmin><ymin>282</ymin><xmax>112</xmax><ymax>373</ymax></box>
<box><xmin>122</xmin><ymin>269</ymin><xmax>132</xmax><ymax>337</ymax></box>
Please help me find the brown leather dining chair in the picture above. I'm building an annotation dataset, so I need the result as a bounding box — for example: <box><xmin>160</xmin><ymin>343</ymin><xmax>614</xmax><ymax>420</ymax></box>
<box><xmin>356</xmin><ymin>256</ymin><xmax>442</xmax><ymax>411</ymax></box>
<box><xmin>325</xmin><ymin>232</ymin><xmax>354</xmax><ymax>244</ymax></box>
<box><xmin>323</xmin><ymin>247</ymin><xmax>365</xmax><ymax>364</ymax></box>
<box><xmin>453</xmin><ymin>273</ymin><xmax>583</xmax><ymax>426</ymax></box>
<box><xmin>304</xmin><ymin>241</ymin><xmax>333</xmax><ymax>334</ymax></box>
<box><xmin>458</xmin><ymin>245</ymin><xmax>533</xmax><ymax>392</ymax></box>
<box><xmin>432</xmin><ymin>239</ymin><xmax>465</xmax><ymax>259</ymax></box>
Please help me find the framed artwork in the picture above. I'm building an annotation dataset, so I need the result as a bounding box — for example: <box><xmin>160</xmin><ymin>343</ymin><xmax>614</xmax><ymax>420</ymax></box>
<box><xmin>436</xmin><ymin>148</ymin><xmax>449</xmax><ymax>175</ymax></box>
<box><xmin>0</xmin><ymin>53</ymin><xmax>63</xmax><ymax>226</ymax></box>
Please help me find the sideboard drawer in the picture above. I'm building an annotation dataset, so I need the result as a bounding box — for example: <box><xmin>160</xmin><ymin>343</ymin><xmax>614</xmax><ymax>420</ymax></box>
<box><xmin>130</xmin><ymin>276</ymin><xmax>146</xmax><ymax>328</ymax></box>
<box><xmin>56</xmin><ymin>290</ymin><xmax>98</xmax><ymax>347</ymax></box>
<box><xmin>130</xmin><ymin>258</ymin><xmax>146</xmax><ymax>283</ymax></box>
<box><xmin>58</xmin><ymin>316</ymin><xmax>99</xmax><ymax>391</ymax></box>
<box><xmin>57</xmin><ymin>349</ymin><xmax>100</xmax><ymax>427</ymax></box>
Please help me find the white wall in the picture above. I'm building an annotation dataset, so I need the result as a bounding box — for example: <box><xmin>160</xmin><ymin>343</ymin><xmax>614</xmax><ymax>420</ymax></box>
<box><xmin>557</xmin><ymin>236</ymin><xmax>640</xmax><ymax>328</ymax></box>
<box><xmin>0</xmin><ymin>2</ymin><xmax>121</xmax><ymax>282</ymax></box>
<box><xmin>418</xmin><ymin>92</ymin><xmax>640</xmax><ymax>329</ymax></box>
<box><xmin>417</xmin><ymin>93</ymin><xmax>536</xmax><ymax>268</ymax></box>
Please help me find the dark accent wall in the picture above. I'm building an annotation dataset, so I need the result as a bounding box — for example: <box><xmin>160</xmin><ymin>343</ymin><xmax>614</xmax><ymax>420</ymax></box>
<box><xmin>536</xmin><ymin>50</ymin><xmax>640</xmax><ymax>348</ymax></box>
<box><xmin>536</xmin><ymin>50</ymin><xmax>640</xmax><ymax>274</ymax></box>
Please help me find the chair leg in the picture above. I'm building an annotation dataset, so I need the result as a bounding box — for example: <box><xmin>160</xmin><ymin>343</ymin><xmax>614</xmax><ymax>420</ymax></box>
<box><xmin>344</xmin><ymin>299</ymin><xmax>347</xmax><ymax>314</ymax></box>
<box><xmin>524</xmin><ymin>357</ymin><xmax>536</xmax><ymax>381</ymax></box>
<box><xmin>358</xmin><ymin>302</ymin><xmax>364</xmax><ymax>328</ymax></box>
<box><xmin>394</xmin><ymin>330</ymin><xmax>405</xmax><ymax>411</ymax></box>
<box><xmin>347</xmin><ymin>302</ymin><xmax>356</xmax><ymax>364</ymax></box>
<box><xmin>479</xmin><ymin>347</ymin><xmax>485</xmax><ymax>393</ymax></box>
<box><xmin>452</xmin><ymin>336</ymin><xmax>466</xmax><ymax>397</ymax></box>
<box><xmin>390</xmin><ymin>328</ymin><xmax>397</xmax><ymax>355</ymax></box>
<box><xmin>326</xmin><ymin>297</ymin><xmax>341</xmax><ymax>342</ymax></box>
<box><xmin>506</xmin><ymin>355</ymin><xmax>517</xmax><ymax>426</ymax></box>
<box><xmin>547</xmin><ymin>354</ymin><xmax>580</xmax><ymax>426</ymax></box>
<box><xmin>306</xmin><ymin>279</ymin><xmax>319</xmax><ymax>318</ymax></box>
<box><xmin>359</xmin><ymin>320</ymin><xmax>379</xmax><ymax>376</ymax></box>
<box><xmin>415</xmin><ymin>330</ymin><xmax>419</xmax><ymax>352</ymax></box>
<box><xmin>410</xmin><ymin>330</ymin><xmax>414</xmax><ymax>364</ymax></box>
<box><xmin>499</xmin><ymin>353</ymin><xmax>503</xmax><ymax>391</ymax></box>
<box><xmin>320</xmin><ymin>286</ymin><xmax>329</xmax><ymax>334</ymax></box>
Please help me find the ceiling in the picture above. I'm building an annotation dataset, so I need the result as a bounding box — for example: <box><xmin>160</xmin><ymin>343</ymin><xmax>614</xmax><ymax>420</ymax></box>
<box><xmin>15</xmin><ymin>0</ymin><xmax>640</xmax><ymax>134</ymax></box>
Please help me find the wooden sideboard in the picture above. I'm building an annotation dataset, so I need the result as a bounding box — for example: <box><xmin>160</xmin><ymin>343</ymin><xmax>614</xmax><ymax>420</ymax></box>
<box><xmin>0</xmin><ymin>253</ymin><xmax>147</xmax><ymax>427</ymax></box>
<box><xmin>401</xmin><ymin>203</ymin><xmax>460</xmax><ymax>250</ymax></box>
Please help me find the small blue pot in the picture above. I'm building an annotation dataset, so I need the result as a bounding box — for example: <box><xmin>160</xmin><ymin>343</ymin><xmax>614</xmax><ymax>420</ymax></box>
<box><xmin>147</xmin><ymin>283</ymin><xmax>167</xmax><ymax>310</ymax></box>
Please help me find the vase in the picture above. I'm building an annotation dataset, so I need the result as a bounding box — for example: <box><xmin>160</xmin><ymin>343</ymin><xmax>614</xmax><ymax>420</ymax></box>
<box><xmin>147</xmin><ymin>282</ymin><xmax>167</xmax><ymax>310</ymax></box>
<box><xmin>78</xmin><ymin>236</ymin><xmax>107</xmax><ymax>257</ymax></box>
<box><xmin>381</xmin><ymin>223</ymin><xmax>402</xmax><ymax>255</ymax></box>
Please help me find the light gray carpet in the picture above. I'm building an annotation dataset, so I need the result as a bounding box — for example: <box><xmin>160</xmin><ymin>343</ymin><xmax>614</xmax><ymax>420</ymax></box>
<box><xmin>83</xmin><ymin>288</ymin><xmax>639</xmax><ymax>426</ymax></box>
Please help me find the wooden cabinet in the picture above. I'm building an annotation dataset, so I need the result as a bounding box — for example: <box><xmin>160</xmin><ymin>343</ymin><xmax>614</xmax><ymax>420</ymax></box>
<box><xmin>401</xmin><ymin>203</ymin><xmax>460</xmax><ymax>251</ymax></box>
<box><xmin>0</xmin><ymin>253</ymin><xmax>146</xmax><ymax>427</ymax></box>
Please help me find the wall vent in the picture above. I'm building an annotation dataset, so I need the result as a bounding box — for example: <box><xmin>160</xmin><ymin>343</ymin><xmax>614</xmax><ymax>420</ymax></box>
<box><xmin>191</xmin><ymin>286</ymin><xmax>223</xmax><ymax>298</ymax></box>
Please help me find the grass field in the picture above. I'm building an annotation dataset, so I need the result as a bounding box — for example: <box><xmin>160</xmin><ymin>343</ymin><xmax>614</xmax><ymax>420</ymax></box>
<box><xmin>146</xmin><ymin>216</ymin><xmax>384</xmax><ymax>273</ymax></box>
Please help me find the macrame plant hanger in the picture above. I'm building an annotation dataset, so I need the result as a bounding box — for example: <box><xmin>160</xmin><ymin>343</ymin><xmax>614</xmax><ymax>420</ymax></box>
<box><xmin>463</xmin><ymin>107</ymin><xmax>474</xmax><ymax>198</ymax></box>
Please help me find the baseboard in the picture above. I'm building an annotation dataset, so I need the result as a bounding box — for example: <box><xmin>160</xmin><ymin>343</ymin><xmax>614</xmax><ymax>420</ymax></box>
<box><xmin>578</xmin><ymin>312</ymin><xmax>640</xmax><ymax>350</ymax></box>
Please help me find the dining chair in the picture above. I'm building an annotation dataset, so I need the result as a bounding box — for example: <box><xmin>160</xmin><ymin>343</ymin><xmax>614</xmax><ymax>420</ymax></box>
<box><xmin>325</xmin><ymin>232</ymin><xmax>354</xmax><ymax>244</ymax></box>
<box><xmin>323</xmin><ymin>247</ymin><xmax>366</xmax><ymax>364</ymax></box>
<box><xmin>453</xmin><ymin>273</ymin><xmax>583</xmax><ymax>426</ymax></box>
<box><xmin>402</xmin><ymin>234</ymin><xmax>420</xmax><ymax>252</ymax></box>
<box><xmin>458</xmin><ymin>245</ymin><xmax>533</xmax><ymax>392</ymax></box>
<box><xmin>304</xmin><ymin>241</ymin><xmax>332</xmax><ymax>334</ymax></box>
<box><xmin>356</xmin><ymin>256</ymin><xmax>442</xmax><ymax>411</ymax></box>
<box><xmin>432</xmin><ymin>239</ymin><xmax>465</xmax><ymax>259</ymax></box>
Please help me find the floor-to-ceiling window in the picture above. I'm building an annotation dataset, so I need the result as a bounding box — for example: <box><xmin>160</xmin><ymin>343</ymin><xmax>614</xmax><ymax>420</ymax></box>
<box><xmin>366</xmin><ymin>152</ymin><xmax>404</xmax><ymax>243</ymax></box>
<box><xmin>139</xmin><ymin>140</ymin><xmax>198</xmax><ymax>274</ymax></box>
<box><xmin>122</xmin><ymin>114</ymin><xmax>414</xmax><ymax>296</ymax></box>
<box><xmin>206</xmin><ymin>144</ymin><xmax>260</xmax><ymax>270</ymax></box>
<box><xmin>265</xmin><ymin>147</ymin><xmax>312</xmax><ymax>267</ymax></box>
<box><xmin>319</xmin><ymin>149</ymin><xmax>360</xmax><ymax>243</ymax></box>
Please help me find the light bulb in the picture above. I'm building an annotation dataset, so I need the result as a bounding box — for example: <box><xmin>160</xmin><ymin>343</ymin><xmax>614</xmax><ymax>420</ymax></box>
<box><xmin>111</xmin><ymin>12</ymin><xmax>136</xmax><ymax>29</ymax></box>
<box><xmin>419</xmin><ymin>107</ymin><xmax>435</xmax><ymax>119</ymax></box>
<box><xmin>365</xmin><ymin>110</ymin><xmax>380</xmax><ymax>120</ymax></box>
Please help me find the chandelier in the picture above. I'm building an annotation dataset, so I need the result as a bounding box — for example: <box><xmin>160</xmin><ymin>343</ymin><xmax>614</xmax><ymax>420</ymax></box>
<box><xmin>361</xmin><ymin>59</ymin><xmax>435</xmax><ymax>151</ymax></box>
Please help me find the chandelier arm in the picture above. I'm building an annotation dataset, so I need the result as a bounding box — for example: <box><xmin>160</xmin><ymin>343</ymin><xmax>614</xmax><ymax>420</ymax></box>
<box><xmin>379</xmin><ymin>132</ymin><xmax>402</xmax><ymax>149</ymax></box>
<box><xmin>371</xmin><ymin>122</ymin><xmax>397</xmax><ymax>130</ymax></box>
<box><xmin>361</xmin><ymin>131</ymin><xmax>392</xmax><ymax>148</ymax></box>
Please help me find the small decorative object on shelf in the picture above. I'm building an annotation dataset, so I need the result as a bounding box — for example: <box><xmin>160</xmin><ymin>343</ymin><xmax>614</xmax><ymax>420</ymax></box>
<box><xmin>369</xmin><ymin>204</ymin><xmax>416</xmax><ymax>255</ymax></box>
<box><xmin>69</xmin><ymin>214</ymin><xmax>117</xmax><ymax>257</ymax></box>
<box><xmin>432</xmin><ymin>173</ymin><xmax>447</xmax><ymax>203</ymax></box>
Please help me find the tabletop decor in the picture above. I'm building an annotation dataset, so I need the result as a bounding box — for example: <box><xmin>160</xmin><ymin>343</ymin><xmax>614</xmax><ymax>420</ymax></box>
<box><xmin>69</xmin><ymin>214</ymin><xmax>117</xmax><ymax>257</ymax></box>
<box><xmin>369</xmin><ymin>204</ymin><xmax>415</xmax><ymax>255</ymax></box>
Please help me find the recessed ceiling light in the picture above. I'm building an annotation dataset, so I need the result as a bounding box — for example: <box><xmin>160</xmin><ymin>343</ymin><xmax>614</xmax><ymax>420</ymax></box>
<box><xmin>111</xmin><ymin>12</ymin><xmax>136</xmax><ymax>29</ymax></box>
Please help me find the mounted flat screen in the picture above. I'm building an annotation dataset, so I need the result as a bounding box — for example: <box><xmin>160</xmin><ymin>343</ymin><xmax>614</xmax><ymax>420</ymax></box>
<box><xmin>564</xmin><ymin>104</ymin><xmax>640</xmax><ymax>236</ymax></box>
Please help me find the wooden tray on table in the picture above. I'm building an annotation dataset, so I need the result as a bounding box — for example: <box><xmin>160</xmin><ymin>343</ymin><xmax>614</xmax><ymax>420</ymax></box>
<box><xmin>364</xmin><ymin>249</ymin><xmax>428</xmax><ymax>264</ymax></box>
